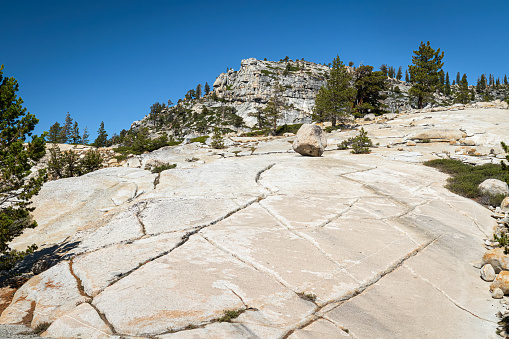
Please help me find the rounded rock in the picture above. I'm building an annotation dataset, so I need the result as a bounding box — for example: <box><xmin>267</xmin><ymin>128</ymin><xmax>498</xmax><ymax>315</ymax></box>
<box><xmin>481</xmin><ymin>264</ymin><xmax>496</xmax><ymax>281</ymax></box>
<box><xmin>292</xmin><ymin>124</ymin><xmax>327</xmax><ymax>157</ymax></box>
<box><xmin>478</xmin><ymin>179</ymin><xmax>509</xmax><ymax>197</ymax></box>
<box><xmin>501</xmin><ymin>197</ymin><xmax>509</xmax><ymax>213</ymax></box>
<box><xmin>492</xmin><ymin>288</ymin><xmax>504</xmax><ymax>299</ymax></box>
<box><xmin>482</xmin><ymin>248</ymin><xmax>509</xmax><ymax>273</ymax></box>
<box><xmin>491</xmin><ymin>271</ymin><xmax>509</xmax><ymax>294</ymax></box>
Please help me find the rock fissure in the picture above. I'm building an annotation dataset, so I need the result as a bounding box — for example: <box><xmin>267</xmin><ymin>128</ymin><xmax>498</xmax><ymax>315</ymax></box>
<box><xmin>153</xmin><ymin>173</ymin><xmax>161</xmax><ymax>189</ymax></box>
<box><xmin>280</xmin><ymin>236</ymin><xmax>439</xmax><ymax>338</ymax></box>
<box><xmin>88</xmin><ymin>302</ymin><xmax>118</xmax><ymax>335</ymax></box>
<box><xmin>68</xmin><ymin>259</ymin><xmax>89</xmax><ymax>299</ymax></box>
<box><xmin>403</xmin><ymin>264</ymin><xmax>496</xmax><ymax>323</ymax></box>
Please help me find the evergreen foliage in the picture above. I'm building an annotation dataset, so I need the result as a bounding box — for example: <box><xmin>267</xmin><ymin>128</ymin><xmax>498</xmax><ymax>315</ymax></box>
<box><xmin>0</xmin><ymin>65</ymin><xmax>47</xmax><ymax>270</ymax></box>
<box><xmin>93</xmin><ymin>121</ymin><xmax>108</xmax><ymax>147</ymax></box>
<box><xmin>82</xmin><ymin>127</ymin><xmax>90</xmax><ymax>145</ymax></box>
<box><xmin>405</xmin><ymin>69</ymin><xmax>410</xmax><ymax>82</ymax></box>
<box><xmin>338</xmin><ymin>127</ymin><xmax>373</xmax><ymax>154</ymax></box>
<box><xmin>204</xmin><ymin>82</ymin><xmax>210</xmax><ymax>95</ymax></box>
<box><xmin>353</xmin><ymin>65</ymin><xmax>387</xmax><ymax>116</ymax></box>
<box><xmin>47</xmin><ymin>122</ymin><xmax>62</xmax><ymax>144</ymax></box>
<box><xmin>396</xmin><ymin>66</ymin><xmax>403</xmax><ymax>80</ymax></box>
<box><xmin>249</xmin><ymin>82</ymin><xmax>287</xmax><ymax>133</ymax></box>
<box><xmin>444</xmin><ymin>72</ymin><xmax>451</xmax><ymax>95</ymax></box>
<box><xmin>455</xmin><ymin>73</ymin><xmax>469</xmax><ymax>104</ymax></box>
<box><xmin>47</xmin><ymin>144</ymin><xmax>103</xmax><ymax>180</ymax></box>
<box><xmin>312</xmin><ymin>55</ymin><xmax>356</xmax><ymax>126</ymax></box>
<box><xmin>408</xmin><ymin>41</ymin><xmax>444</xmax><ymax>108</ymax></box>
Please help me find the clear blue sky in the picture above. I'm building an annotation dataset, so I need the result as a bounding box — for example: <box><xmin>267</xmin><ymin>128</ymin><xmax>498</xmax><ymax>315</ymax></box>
<box><xmin>2</xmin><ymin>0</ymin><xmax>508</xmax><ymax>140</ymax></box>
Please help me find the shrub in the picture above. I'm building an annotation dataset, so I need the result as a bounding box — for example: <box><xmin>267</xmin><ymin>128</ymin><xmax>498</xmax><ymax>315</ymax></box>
<box><xmin>338</xmin><ymin>128</ymin><xmax>373</xmax><ymax>154</ymax></box>
<box><xmin>33</xmin><ymin>322</ymin><xmax>51</xmax><ymax>335</ymax></box>
<box><xmin>211</xmin><ymin>128</ymin><xmax>225</xmax><ymax>149</ymax></box>
<box><xmin>47</xmin><ymin>145</ymin><xmax>103</xmax><ymax>180</ymax></box>
<box><xmin>275</xmin><ymin>124</ymin><xmax>303</xmax><ymax>136</ymax></box>
<box><xmin>149</xmin><ymin>162</ymin><xmax>176</xmax><ymax>174</ymax></box>
<box><xmin>217</xmin><ymin>309</ymin><xmax>244</xmax><ymax>322</ymax></box>
<box><xmin>424</xmin><ymin>159</ymin><xmax>508</xmax><ymax>204</ymax></box>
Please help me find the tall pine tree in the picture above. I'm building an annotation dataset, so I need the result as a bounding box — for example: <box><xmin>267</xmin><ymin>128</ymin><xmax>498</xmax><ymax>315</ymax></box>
<box><xmin>313</xmin><ymin>55</ymin><xmax>356</xmax><ymax>126</ymax></box>
<box><xmin>93</xmin><ymin>121</ymin><xmax>108</xmax><ymax>147</ymax></box>
<box><xmin>408</xmin><ymin>41</ymin><xmax>444</xmax><ymax>108</ymax></box>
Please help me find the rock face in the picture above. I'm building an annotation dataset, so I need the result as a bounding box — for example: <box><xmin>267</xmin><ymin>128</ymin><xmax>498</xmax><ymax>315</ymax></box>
<box><xmin>292</xmin><ymin>124</ymin><xmax>327</xmax><ymax>157</ymax></box>
<box><xmin>0</xmin><ymin>106</ymin><xmax>507</xmax><ymax>338</ymax></box>
<box><xmin>478</xmin><ymin>179</ymin><xmax>509</xmax><ymax>197</ymax></box>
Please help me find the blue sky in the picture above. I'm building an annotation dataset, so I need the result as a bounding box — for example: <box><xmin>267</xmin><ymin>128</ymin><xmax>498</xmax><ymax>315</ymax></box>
<box><xmin>2</xmin><ymin>0</ymin><xmax>508</xmax><ymax>141</ymax></box>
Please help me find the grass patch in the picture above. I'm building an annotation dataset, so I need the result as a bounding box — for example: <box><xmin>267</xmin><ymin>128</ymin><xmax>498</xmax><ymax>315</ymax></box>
<box><xmin>190</xmin><ymin>136</ymin><xmax>209</xmax><ymax>144</ymax></box>
<box><xmin>217</xmin><ymin>309</ymin><xmax>245</xmax><ymax>322</ymax></box>
<box><xmin>424</xmin><ymin>159</ymin><xmax>508</xmax><ymax>205</ymax></box>
<box><xmin>150</xmin><ymin>163</ymin><xmax>176</xmax><ymax>174</ymax></box>
<box><xmin>297</xmin><ymin>292</ymin><xmax>317</xmax><ymax>303</ymax></box>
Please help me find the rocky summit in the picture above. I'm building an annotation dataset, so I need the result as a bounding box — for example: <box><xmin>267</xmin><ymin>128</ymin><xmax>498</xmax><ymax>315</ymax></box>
<box><xmin>1</xmin><ymin>105</ymin><xmax>509</xmax><ymax>338</ymax></box>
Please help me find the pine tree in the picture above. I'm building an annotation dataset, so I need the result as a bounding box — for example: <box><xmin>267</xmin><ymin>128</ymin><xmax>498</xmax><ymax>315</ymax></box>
<box><xmin>312</xmin><ymin>55</ymin><xmax>356</xmax><ymax>126</ymax></box>
<box><xmin>396</xmin><ymin>66</ymin><xmax>403</xmax><ymax>80</ymax></box>
<box><xmin>353</xmin><ymin>65</ymin><xmax>387</xmax><ymax>116</ymax></box>
<box><xmin>379</xmin><ymin>64</ymin><xmax>388</xmax><ymax>76</ymax></box>
<box><xmin>504</xmin><ymin>75</ymin><xmax>508</xmax><ymax>85</ymax></box>
<box><xmin>388</xmin><ymin>66</ymin><xmax>395</xmax><ymax>78</ymax></box>
<box><xmin>408</xmin><ymin>41</ymin><xmax>444</xmax><ymax>108</ymax></box>
<box><xmin>470</xmin><ymin>88</ymin><xmax>476</xmax><ymax>101</ymax></box>
<box><xmin>196</xmin><ymin>84</ymin><xmax>202</xmax><ymax>98</ymax></box>
<box><xmin>82</xmin><ymin>127</ymin><xmax>90</xmax><ymax>145</ymax></box>
<box><xmin>405</xmin><ymin>69</ymin><xmax>410</xmax><ymax>82</ymax></box>
<box><xmin>47</xmin><ymin>122</ymin><xmax>62</xmax><ymax>144</ymax></box>
<box><xmin>249</xmin><ymin>82</ymin><xmax>288</xmax><ymax>133</ymax></box>
<box><xmin>456</xmin><ymin>72</ymin><xmax>460</xmax><ymax>86</ymax></box>
<box><xmin>444</xmin><ymin>72</ymin><xmax>451</xmax><ymax>95</ymax></box>
<box><xmin>93</xmin><ymin>121</ymin><xmax>108</xmax><ymax>147</ymax></box>
<box><xmin>455</xmin><ymin>74</ymin><xmax>469</xmax><ymax>104</ymax></box>
<box><xmin>204</xmin><ymin>82</ymin><xmax>210</xmax><ymax>95</ymax></box>
<box><xmin>0</xmin><ymin>65</ymin><xmax>47</xmax><ymax>270</ymax></box>
<box><xmin>70</xmin><ymin>121</ymin><xmax>81</xmax><ymax>144</ymax></box>
<box><xmin>60</xmin><ymin>112</ymin><xmax>73</xmax><ymax>143</ymax></box>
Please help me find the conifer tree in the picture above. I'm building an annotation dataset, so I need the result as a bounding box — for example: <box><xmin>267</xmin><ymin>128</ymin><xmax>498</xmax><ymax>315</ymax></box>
<box><xmin>379</xmin><ymin>64</ymin><xmax>388</xmax><ymax>76</ymax></box>
<box><xmin>353</xmin><ymin>65</ymin><xmax>387</xmax><ymax>116</ymax></box>
<box><xmin>408</xmin><ymin>41</ymin><xmax>444</xmax><ymax>108</ymax></box>
<box><xmin>0</xmin><ymin>65</ymin><xmax>46</xmax><ymax>270</ymax></box>
<box><xmin>204</xmin><ymin>82</ymin><xmax>210</xmax><ymax>95</ymax></box>
<box><xmin>313</xmin><ymin>55</ymin><xmax>356</xmax><ymax>126</ymax></box>
<box><xmin>93</xmin><ymin>121</ymin><xmax>108</xmax><ymax>147</ymax></box>
<box><xmin>405</xmin><ymin>69</ymin><xmax>410</xmax><ymax>82</ymax></box>
<box><xmin>47</xmin><ymin>122</ymin><xmax>62</xmax><ymax>144</ymax></box>
<box><xmin>455</xmin><ymin>74</ymin><xmax>469</xmax><ymax>104</ymax></box>
<box><xmin>444</xmin><ymin>72</ymin><xmax>451</xmax><ymax>95</ymax></box>
<box><xmin>196</xmin><ymin>84</ymin><xmax>202</xmax><ymax>98</ymax></box>
<box><xmin>504</xmin><ymin>75</ymin><xmax>508</xmax><ymax>85</ymax></box>
<box><xmin>71</xmin><ymin>121</ymin><xmax>81</xmax><ymax>144</ymax></box>
<box><xmin>456</xmin><ymin>72</ymin><xmax>460</xmax><ymax>86</ymax></box>
<box><xmin>396</xmin><ymin>66</ymin><xmax>403</xmax><ymax>80</ymax></box>
<box><xmin>60</xmin><ymin>112</ymin><xmax>73</xmax><ymax>143</ymax></box>
<box><xmin>82</xmin><ymin>127</ymin><xmax>90</xmax><ymax>145</ymax></box>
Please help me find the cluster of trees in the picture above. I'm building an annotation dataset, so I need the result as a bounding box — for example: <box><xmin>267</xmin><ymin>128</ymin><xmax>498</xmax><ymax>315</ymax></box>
<box><xmin>312</xmin><ymin>55</ymin><xmax>388</xmax><ymax>126</ymax></box>
<box><xmin>47</xmin><ymin>113</ymin><xmax>90</xmax><ymax>145</ymax></box>
<box><xmin>185</xmin><ymin>82</ymin><xmax>210</xmax><ymax>100</ymax></box>
<box><xmin>47</xmin><ymin>115</ymin><xmax>108</xmax><ymax>148</ymax></box>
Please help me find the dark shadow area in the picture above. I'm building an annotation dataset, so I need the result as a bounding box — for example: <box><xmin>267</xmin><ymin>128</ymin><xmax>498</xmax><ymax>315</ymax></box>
<box><xmin>0</xmin><ymin>241</ymin><xmax>80</xmax><ymax>288</ymax></box>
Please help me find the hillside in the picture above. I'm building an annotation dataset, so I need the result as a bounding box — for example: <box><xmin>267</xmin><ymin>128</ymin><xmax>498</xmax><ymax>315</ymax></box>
<box><xmin>1</xmin><ymin>105</ymin><xmax>508</xmax><ymax>338</ymax></box>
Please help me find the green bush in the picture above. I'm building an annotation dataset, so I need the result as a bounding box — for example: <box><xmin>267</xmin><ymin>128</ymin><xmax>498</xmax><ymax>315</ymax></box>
<box><xmin>338</xmin><ymin>128</ymin><xmax>373</xmax><ymax>154</ymax></box>
<box><xmin>47</xmin><ymin>145</ymin><xmax>103</xmax><ymax>180</ymax></box>
<box><xmin>424</xmin><ymin>159</ymin><xmax>508</xmax><ymax>204</ymax></box>
<box><xmin>150</xmin><ymin>162</ymin><xmax>176</xmax><ymax>174</ymax></box>
<box><xmin>211</xmin><ymin>128</ymin><xmax>225</xmax><ymax>149</ymax></box>
<box><xmin>275</xmin><ymin>124</ymin><xmax>303</xmax><ymax>135</ymax></box>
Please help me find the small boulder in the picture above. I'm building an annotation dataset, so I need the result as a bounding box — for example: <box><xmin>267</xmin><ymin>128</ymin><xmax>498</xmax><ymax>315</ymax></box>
<box><xmin>292</xmin><ymin>124</ymin><xmax>327</xmax><ymax>157</ymax></box>
<box><xmin>364</xmin><ymin>113</ymin><xmax>376</xmax><ymax>121</ymax></box>
<box><xmin>482</xmin><ymin>248</ymin><xmax>509</xmax><ymax>273</ymax></box>
<box><xmin>492</xmin><ymin>288</ymin><xmax>504</xmax><ymax>299</ymax></box>
<box><xmin>481</xmin><ymin>264</ymin><xmax>496</xmax><ymax>281</ymax></box>
<box><xmin>478</xmin><ymin>179</ymin><xmax>509</xmax><ymax>197</ymax></box>
<box><xmin>491</xmin><ymin>271</ymin><xmax>509</xmax><ymax>294</ymax></box>
<box><xmin>501</xmin><ymin>197</ymin><xmax>509</xmax><ymax>212</ymax></box>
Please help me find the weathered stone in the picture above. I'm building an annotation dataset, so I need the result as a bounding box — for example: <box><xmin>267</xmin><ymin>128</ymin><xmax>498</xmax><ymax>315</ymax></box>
<box><xmin>292</xmin><ymin>124</ymin><xmax>327</xmax><ymax>157</ymax></box>
<box><xmin>42</xmin><ymin>303</ymin><xmax>113</xmax><ymax>338</ymax></box>
<box><xmin>478</xmin><ymin>179</ymin><xmax>509</xmax><ymax>197</ymax></box>
<box><xmin>364</xmin><ymin>113</ymin><xmax>376</xmax><ymax>121</ymax></box>
<box><xmin>491</xmin><ymin>271</ymin><xmax>509</xmax><ymax>294</ymax></box>
<box><xmin>492</xmin><ymin>288</ymin><xmax>504</xmax><ymax>299</ymax></box>
<box><xmin>481</xmin><ymin>264</ymin><xmax>496</xmax><ymax>281</ymax></box>
<box><xmin>501</xmin><ymin>197</ymin><xmax>509</xmax><ymax>212</ymax></box>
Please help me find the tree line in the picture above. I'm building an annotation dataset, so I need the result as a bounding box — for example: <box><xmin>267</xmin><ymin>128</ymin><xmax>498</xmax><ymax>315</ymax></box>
<box><xmin>47</xmin><ymin>113</ymin><xmax>108</xmax><ymax>147</ymax></box>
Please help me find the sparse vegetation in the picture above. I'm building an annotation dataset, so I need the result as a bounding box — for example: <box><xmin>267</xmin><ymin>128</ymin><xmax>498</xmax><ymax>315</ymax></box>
<box><xmin>148</xmin><ymin>162</ymin><xmax>177</xmax><ymax>174</ymax></box>
<box><xmin>47</xmin><ymin>144</ymin><xmax>103</xmax><ymax>180</ymax></box>
<box><xmin>190</xmin><ymin>136</ymin><xmax>209</xmax><ymax>144</ymax></box>
<box><xmin>33</xmin><ymin>322</ymin><xmax>51</xmax><ymax>335</ymax></box>
<box><xmin>424</xmin><ymin>159</ymin><xmax>507</xmax><ymax>206</ymax></box>
<box><xmin>297</xmin><ymin>292</ymin><xmax>317</xmax><ymax>302</ymax></box>
<box><xmin>338</xmin><ymin>128</ymin><xmax>373</xmax><ymax>154</ymax></box>
<box><xmin>217</xmin><ymin>309</ymin><xmax>245</xmax><ymax>322</ymax></box>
